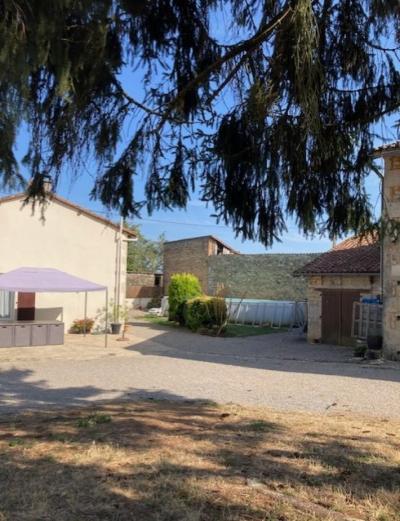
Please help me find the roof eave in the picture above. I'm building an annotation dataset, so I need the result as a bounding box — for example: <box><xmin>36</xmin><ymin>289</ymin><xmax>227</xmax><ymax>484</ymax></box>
<box><xmin>0</xmin><ymin>192</ymin><xmax>136</xmax><ymax>238</ymax></box>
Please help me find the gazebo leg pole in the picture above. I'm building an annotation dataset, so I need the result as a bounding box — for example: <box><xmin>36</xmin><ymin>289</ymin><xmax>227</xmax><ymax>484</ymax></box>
<box><xmin>84</xmin><ymin>291</ymin><xmax>87</xmax><ymax>337</ymax></box>
<box><xmin>105</xmin><ymin>288</ymin><xmax>109</xmax><ymax>348</ymax></box>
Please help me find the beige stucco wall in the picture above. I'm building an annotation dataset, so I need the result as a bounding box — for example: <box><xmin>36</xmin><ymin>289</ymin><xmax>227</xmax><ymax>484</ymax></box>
<box><xmin>0</xmin><ymin>197</ymin><xmax>127</xmax><ymax>329</ymax></box>
<box><xmin>307</xmin><ymin>274</ymin><xmax>380</xmax><ymax>343</ymax></box>
<box><xmin>382</xmin><ymin>154</ymin><xmax>400</xmax><ymax>360</ymax></box>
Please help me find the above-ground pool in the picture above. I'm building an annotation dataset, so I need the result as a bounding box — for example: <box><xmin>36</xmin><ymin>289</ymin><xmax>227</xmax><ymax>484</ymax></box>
<box><xmin>161</xmin><ymin>296</ymin><xmax>307</xmax><ymax>328</ymax></box>
<box><xmin>226</xmin><ymin>298</ymin><xmax>307</xmax><ymax>327</ymax></box>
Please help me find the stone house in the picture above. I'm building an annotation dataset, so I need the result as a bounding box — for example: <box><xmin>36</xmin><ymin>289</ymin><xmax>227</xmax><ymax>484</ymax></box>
<box><xmin>298</xmin><ymin>140</ymin><xmax>400</xmax><ymax>361</ymax></box>
<box><xmin>163</xmin><ymin>235</ymin><xmax>238</xmax><ymax>293</ymax></box>
<box><xmin>297</xmin><ymin>237</ymin><xmax>380</xmax><ymax>346</ymax></box>
<box><xmin>0</xmin><ymin>191</ymin><xmax>135</xmax><ymax>328</ymax></box>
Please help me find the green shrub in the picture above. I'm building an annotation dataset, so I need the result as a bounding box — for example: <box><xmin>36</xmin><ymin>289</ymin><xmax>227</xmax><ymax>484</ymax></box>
<box><xmin>184</xmin><ymin>296</ymin><xmax>210</xmax><ymax>330</ymax></box>
<box><xmin>168</xmin><ymin>273</ymin><xmax>202</xmax><ymax>323</ymax></box>
<box><xmin>185</xmin><ymin>296</ymin><xmax>227</xmax><ymax>331</ymax></box>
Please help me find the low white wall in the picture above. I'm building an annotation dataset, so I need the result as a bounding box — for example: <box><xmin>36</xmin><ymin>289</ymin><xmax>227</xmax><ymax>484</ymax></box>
<box><xmin>126</xmin><ymin>297</ymin><xmax>153</xmax><ymax>310</ymax></box>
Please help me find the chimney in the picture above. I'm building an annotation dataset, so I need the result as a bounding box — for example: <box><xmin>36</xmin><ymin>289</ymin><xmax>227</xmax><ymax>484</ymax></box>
<box><xmin>373</xmin><ymin>141</ymin><xmax>400</xmax><ymax>360</ymax></box>
<box><xmin>42</xmin><ymin>174</ymin><xmax>53</xmax><ymax>194</ymax></box>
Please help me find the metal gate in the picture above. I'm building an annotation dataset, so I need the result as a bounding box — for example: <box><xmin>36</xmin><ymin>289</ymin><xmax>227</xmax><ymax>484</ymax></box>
<box><xmin>352</xmin><ymin>302</ymin><xmax>382</xmax><ymax>339</ymax></box>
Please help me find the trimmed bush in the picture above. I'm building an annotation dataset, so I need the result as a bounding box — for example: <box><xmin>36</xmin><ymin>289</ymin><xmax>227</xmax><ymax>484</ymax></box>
<box><xmin>184</xmin><ymin>296</ymin><xmax>227</xmax><ymax>331</ymax></box>
<box><xmin>184</xmin><ymin>296</ymin><xmax>210</xmax><ymax>331</ymax></box>
<box><xmin>168</xmin><ymin>273</ymin><xmax>202</xmax><ymax>323</ymax></box>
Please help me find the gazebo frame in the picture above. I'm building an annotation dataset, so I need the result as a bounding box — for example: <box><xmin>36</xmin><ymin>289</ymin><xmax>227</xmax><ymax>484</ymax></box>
<box><xmin>0</xmin><ymin>267</ymin><xmax>109</xmax><ymax>347</ymax></box>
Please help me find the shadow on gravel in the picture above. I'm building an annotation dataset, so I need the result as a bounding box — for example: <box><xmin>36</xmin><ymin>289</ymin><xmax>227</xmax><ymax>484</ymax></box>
<box><xmin>0</xmin><ymin>368</ymin><xmax>194</xmax><ymax>413</ymax></box>
<box><xmin>126</xmin><ymin>321</ymin><xmax>400</xmax><ymax>383</ymax></box>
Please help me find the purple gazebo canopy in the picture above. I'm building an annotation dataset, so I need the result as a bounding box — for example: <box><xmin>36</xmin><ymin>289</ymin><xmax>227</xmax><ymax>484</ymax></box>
<box><xmin>0</xmin><ymin>267</ymin><xmax>106</xmax><ymax>293</ymax></box>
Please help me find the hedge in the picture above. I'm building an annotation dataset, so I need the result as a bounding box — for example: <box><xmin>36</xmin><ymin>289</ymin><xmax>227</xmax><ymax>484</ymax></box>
<box><xmin>168</xmin><ymin>273</ymin><xmax>202</xmax><ymax>323</ymax></box>
<box><xmin>184</xmin><ymin>296</ymin><xmax>227</xmax><ymax>331</ymax></box>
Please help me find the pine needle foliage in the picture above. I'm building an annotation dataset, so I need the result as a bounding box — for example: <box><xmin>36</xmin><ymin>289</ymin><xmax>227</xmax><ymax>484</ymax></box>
<box><xmin>0</xmin><ymin>1</ymin><xmax>399</xmax><ymax>245</ymax></box>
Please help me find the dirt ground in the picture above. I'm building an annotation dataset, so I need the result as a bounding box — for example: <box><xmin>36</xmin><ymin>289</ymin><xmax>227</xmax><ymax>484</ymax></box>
<box><xmin>0</xmin><ymin>400</ymin><xmax>399</xmax><ymax>521</ymax></box>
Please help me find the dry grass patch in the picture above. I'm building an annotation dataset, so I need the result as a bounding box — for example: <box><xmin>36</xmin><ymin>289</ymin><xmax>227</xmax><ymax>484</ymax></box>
<box><xmin>0</xmin><ymin>401</ymin><xmax>399</xmax><ymax>520</ymax></box>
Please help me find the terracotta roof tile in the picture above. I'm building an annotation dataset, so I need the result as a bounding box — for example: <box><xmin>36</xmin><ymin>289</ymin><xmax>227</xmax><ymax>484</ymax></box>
<box><xmin>373</xmin><ymin>141</ymin><xmax>400</xmax><ymax>156</ymax></box>
<box><xmin>297</xmin><ymin>236</ymin><xmax>380</xmax><ymax>275</ymax></box>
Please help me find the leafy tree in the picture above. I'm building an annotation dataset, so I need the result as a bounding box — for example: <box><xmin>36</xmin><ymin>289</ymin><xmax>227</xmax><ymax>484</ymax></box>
<box><xmin>127</xmin><ymin>227</ymin><xmax>164</xmax><ymax>273</ymax></box>
<box><xmin>0</xmin><ymin>1</ymin><xmax>399</xmax><ymax>245</ymax></box>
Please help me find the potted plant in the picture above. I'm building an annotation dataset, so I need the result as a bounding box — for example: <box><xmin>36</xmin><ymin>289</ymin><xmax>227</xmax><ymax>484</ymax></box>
<box><xmin>69</xmin><ymin>318</ymin><xmax>95</xmax><ymax>334</ymax></box>
<box><xmin>110</xmin><ymin>301</ymin><xmax>129</xmax><ymax>335</ymax></box>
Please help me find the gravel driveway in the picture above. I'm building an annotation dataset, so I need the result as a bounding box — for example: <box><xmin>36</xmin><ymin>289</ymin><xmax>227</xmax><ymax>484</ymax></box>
<box><xmin>1</xmin><ymin>320</ymin><xmax>399</xmax><ymax>417</ymax></box>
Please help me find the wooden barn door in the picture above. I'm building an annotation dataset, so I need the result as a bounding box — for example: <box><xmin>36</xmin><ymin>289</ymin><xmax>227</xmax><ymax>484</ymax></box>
<box><xmin>321</xmin><ymin>290</ymin><xmax>360</xmax><ymax>346</ymax></box>
<box><xmin>321</xmin><ymin>291</ymin><xmax>341</xmax><ymax>344</ymax></box>
<box><xmin>17</xmin><ymin>292</ymin><xmax>36</xmax><ymax>321</ymax></box>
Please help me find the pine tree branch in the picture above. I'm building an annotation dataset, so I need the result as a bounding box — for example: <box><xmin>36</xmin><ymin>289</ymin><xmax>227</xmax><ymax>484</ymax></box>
<box><xmin>110</xmin><ymin>78</ymin><xmax>168</xmax><ymax>119</ymax></box>
<box><xmin>156</xmin><ymin>4</ymin><xmax>294</xmax><ymax>130</ymax></box>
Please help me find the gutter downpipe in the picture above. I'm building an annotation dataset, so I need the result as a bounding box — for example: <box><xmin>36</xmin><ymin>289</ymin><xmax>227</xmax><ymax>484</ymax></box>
<box><xmin>115</xmin><ymin>216</ymin><xmax>123</xmax><ymax>322</ymax></box>
<box><xmin>371</xmin><ymin>158</ymin><xmax>384</xmax><ymax>301</ymax></box>
<box><xmin>381</xmin><ymin>172</ymin><xmax>384</xmax><ymax>301</ymax></box>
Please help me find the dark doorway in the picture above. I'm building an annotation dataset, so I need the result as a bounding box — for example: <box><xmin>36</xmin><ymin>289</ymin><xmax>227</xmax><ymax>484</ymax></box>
<box><xmin>17</xmin><ymin>292</ymin><xmax>36</xmax><ymax>321</ymax></box>
<box><xmin>321</xmin><ymin>289</ymin><xmax>360</xmax><ymax>346</ymax></box>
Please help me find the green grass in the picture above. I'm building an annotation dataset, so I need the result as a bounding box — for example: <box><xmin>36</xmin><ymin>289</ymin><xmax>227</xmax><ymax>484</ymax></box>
<box><xmin>142</xmin><ymin>315</ymin><xmax>181</xmax><ymax>328</ymax></box>
<box><xmin>224</xmin><ymin>324</ymin><xmax>287</xmax><ymax>337</ymax></box>
<box><xmin>142</xmin><ymin>315</ymin><xmax>286</xmax><ymax>337</ymax></box>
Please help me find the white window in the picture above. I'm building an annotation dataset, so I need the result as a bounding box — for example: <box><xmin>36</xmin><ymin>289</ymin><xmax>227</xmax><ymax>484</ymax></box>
<box><xmin>0</xmin><ymin>291</ymin><xmax>13</xmax><ymax>319</ymax></box>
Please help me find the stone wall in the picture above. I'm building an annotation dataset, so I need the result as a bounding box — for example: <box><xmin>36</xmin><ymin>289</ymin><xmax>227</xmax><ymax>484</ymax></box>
<box><xmin>307</xmin><ymin>274</ymin><xmax>381</xmax><ymax>343</ymax></box>
<box><xmin>126</xmin><ymin>272</ymin><xmax>163</xmax><ymax>299</ymax></box>
<box><xmin>207</xmin><ymin>254</ymin><xmax>318</xmax><ymax>300</ymax></box>
<box><xmin>127</xmin><ymin>273</ymin><xmax>162</xmax><ymax>287</ymax></box>
<box><xmin>382</xmin><ymin>154</ymin><xmax>400</xmax><ymax>360</ymax></box>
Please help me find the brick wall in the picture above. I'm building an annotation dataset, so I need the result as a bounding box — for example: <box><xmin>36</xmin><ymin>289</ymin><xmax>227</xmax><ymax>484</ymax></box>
<box><xmin>207</xmin><ymin>253</ymin><xmax>318</xmax><ymax>300</ymax></box>
<box><xmin>163</xmin><ymin>237</ymin><xmax>210</xmax><ymax>293</ymax></box>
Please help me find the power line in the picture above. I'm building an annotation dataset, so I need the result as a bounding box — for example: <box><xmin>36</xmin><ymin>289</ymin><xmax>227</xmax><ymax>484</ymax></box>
<box><xmin>138</xmin><ymin>217</ymin><xmax>226</xmax><ymax>228</ymax></box>
<box><xmin>72</xmin><ymin>205</ymin><xmax>227</xmax><ymax>228</ymax></box>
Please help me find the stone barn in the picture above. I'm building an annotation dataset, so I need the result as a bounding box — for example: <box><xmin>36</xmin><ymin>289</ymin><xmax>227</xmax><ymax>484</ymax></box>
<box><xmin>163</xmin><ymin>235</ymin><xmax>238</xmax><ymax>294</ymax></box>
<box><xmin>297</xmin><ymin>237</ymin><xmax>381</xmax><ymax>346</ymax></box>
